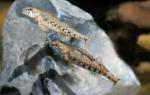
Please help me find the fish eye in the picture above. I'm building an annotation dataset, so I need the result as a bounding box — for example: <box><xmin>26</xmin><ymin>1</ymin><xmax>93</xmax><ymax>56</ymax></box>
<box><xmin>52</xmin><ymin>43</ymin><xmax>58</xmax><ymax>47</ymax></box>
<box><xmin>25</xmin><ymin>7</ymin><xmax>32</xmax><ymax>11</ymax></box>
<box><xmin>28</xmin><ymin>8</ymin><xmax>32</xmax><ymax>11</ymax></box>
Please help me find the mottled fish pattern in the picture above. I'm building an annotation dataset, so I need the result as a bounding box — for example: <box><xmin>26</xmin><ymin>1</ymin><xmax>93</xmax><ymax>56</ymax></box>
<box><xmin>51</xmin><ymin>40</ymin><xmax>120</xmax><ymax>84</ymax></box>
<box><xmin>22</xmin><ymin>7</ymin><xmax>88</xmax><ymax>41</ymax></box>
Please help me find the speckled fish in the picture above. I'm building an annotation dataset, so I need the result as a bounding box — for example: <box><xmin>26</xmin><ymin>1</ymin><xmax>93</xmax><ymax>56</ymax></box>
<box><xmin>22</xmin><ymin>7</ymin><xmax>88</xmax><ymax>42</ymax></box>
<box><xmin>51</xmin><ymin>40</ymin><xmax>120</xmax><ymax>84</ymax></box>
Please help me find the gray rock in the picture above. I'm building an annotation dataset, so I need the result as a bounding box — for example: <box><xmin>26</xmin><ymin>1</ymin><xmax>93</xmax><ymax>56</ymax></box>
<box><xmin>1</xmin><ymin>0</ymin><xmax>140</xmax><ymax>95</ymax></box>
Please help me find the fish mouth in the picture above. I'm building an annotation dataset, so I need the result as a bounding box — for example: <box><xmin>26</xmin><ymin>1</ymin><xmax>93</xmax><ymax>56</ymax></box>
<box><xmin>22</xmin><ymin>10</ymin><xmax>31</xmax><ymax>17</ymax></box>
<box><xmin>22</xmin><ymin>12</ymin><xmax>39</xmax><ymax>18</ymax></box>
<box><xmin>22</xmin><ymin>11</ymin><xmax>28</xmax><ymax>15</ymax></box>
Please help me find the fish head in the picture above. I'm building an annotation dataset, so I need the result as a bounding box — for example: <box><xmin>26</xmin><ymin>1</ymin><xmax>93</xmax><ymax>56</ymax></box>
<box><xmin>51</xmin><ymin>40</ymin><xmax>61</xmax><ymax>49</ymax></box>
<box><xmin>22</xmin><ymin>7</ymin><xmax>40</xmax><ymax>19</ymax></box>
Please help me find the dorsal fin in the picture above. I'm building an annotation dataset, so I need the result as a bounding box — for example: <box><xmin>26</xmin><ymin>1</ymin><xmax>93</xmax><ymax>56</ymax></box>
<box><xmin>78</xmin><ymin>48</ymin><xmax>95</xmax><ymax>61</ymax></box>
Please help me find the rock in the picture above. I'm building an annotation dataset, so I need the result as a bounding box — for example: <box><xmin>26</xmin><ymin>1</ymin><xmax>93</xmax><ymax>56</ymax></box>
<box><xmin>0</xmin><ymin>2</ymin><xmax>11</xmax><ymax>72</ymax></box>
<box><xmin>1</xmin><ymin>0</ymin><xmax>140</xmax><ymax>95</ymax></box>
<box><xmin>137</xmin><ymin>34</ymin><xmax>150</xmax><ymax>52</ymax></box>
<box><xmin>106</xmin><ymin>0</ymin><xmax>150</xmax><ymax>28</ymax></box>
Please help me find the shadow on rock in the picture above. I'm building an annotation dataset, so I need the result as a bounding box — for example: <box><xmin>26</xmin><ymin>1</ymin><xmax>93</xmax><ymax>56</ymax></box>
<box><xmin>8</xmin><ymin>45</ymin><xmax>51</xmax><ymax>82</ymax></box>
<box><xmin>0</xmin><ymin>85</ymin><xmax>21</xmax><ymax>95</ymax></box>
<box><xmin>31</xmin><ymin>69</ymin><xmax>76</xmax><ymax>95</ymax></box>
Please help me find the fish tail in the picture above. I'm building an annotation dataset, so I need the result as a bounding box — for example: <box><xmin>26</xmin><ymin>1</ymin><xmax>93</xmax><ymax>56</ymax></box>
<box><xmin>104</xmin><ymin>72</ymin><xmax>120</xmax><ymax>85</ymax></box>
<box><xmin>97</xmin><ymin>63</ymin><xmax>119</xmax><ymax>84</ymax></box>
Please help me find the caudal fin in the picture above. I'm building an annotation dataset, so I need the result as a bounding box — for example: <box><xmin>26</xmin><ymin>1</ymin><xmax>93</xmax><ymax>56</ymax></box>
<box><xmin>105</xmin><ymin>72</ymin><xmax>120</xmax><ymax>85</ymax></box>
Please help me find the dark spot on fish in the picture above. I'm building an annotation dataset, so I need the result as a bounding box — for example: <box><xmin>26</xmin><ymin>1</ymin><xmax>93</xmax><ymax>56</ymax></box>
<box><xmin>71</xmin><ymin>58</ymin><xmax>76</xmax><ymax>61</ymax></box>
<box><xmin>73</xmin><ymin>34</ymin><xmax>76</xmax><ymax>37</ymax></box>
<box><xmin>62</xmin><ymin>28</ymin><xmax>66</xmax><ymax>31</ymax></box>
<box><xmin>57</xmin><ymin>25</ymin><xmax>61</xmax><ymax>28</ymax></box>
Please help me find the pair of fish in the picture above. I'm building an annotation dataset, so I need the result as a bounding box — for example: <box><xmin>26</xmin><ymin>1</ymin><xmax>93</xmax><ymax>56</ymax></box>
<box><xmin>22</xmin><ymin>7</ymin><xmax>119</xmax><ymax>84</ymax></box>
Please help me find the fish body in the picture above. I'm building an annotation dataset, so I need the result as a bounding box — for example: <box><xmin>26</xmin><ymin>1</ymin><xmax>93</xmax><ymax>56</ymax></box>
<box><xmin>51</xmin><ymin>40</ymin><xmax>120</xmax><ymax>84</ymax></box>
<box><xmin>22</xmin><ymin>7</ymin><xmax>88</xmax><ymax>41</ymax></box>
